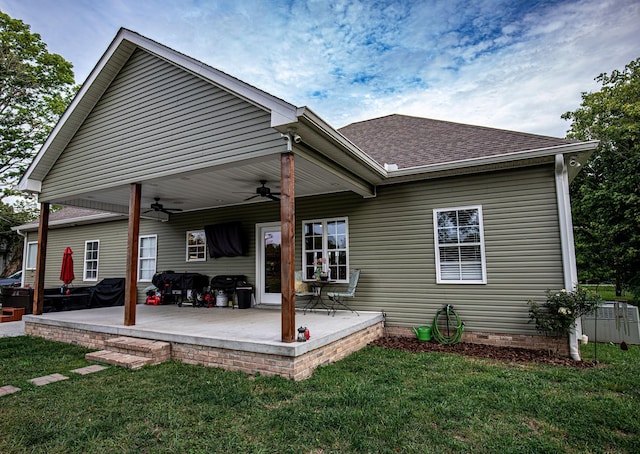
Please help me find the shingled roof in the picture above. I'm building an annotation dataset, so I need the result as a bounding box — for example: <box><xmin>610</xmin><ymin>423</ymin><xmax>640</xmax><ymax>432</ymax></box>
<box><xmin>338</xmin><ymin>114</ymin><xmax>577</xmax><ymax>169</ymax></box>
<box><xmin>16</xmin><ymin>206</ymin><xmax>125</xmax><ymax>231</ymax></box>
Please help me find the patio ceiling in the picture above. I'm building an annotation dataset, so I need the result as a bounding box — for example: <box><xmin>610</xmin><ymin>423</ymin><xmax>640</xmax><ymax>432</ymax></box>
<box><xmin>56</xmin><ymin>150</ymin><xmax>362</xmax><ymax>219</ymax></box>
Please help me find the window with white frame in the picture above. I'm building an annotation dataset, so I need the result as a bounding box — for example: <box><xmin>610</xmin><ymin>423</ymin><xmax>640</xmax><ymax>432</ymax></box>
<box><xmin>83</xmin><ymin>240</ymin><xmax>99</xmax><ymax>281</ymax></box>
<box><xmin>26</xmin><ymin>242</ymin><xmax>38</xmax><ymax>270</ymax></box>
<box><xmin>138</xmin><ymin>235</ymin><xmax>157</xmax><ymax>282</ymax></box>
<box><xmin>186</xmin><ymin>230</ymin><xmax>206</xmax><ymax>262</ymax></box>
<box><xmin>433</xmin><ymin>206</ymin><xmax>487</xmax><ymax>284</ymax></box>
<box><xmin>302</xmin><ymin>218</ymin><xmax>349</xmax><ymax>282</ymax></box>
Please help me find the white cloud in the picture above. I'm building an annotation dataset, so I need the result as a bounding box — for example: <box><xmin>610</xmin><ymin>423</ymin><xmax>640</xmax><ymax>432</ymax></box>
<box><xmin>1</xmin><ymin>0</ymin><xmax>638</xmax><ymax>137</ymax></box>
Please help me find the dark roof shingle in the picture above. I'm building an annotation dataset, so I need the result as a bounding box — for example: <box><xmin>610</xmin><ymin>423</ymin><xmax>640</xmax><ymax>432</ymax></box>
<box><xmin>338</xmin><ymin>114</ymin><xmax>576</xmax><ymax>169</ymax></box>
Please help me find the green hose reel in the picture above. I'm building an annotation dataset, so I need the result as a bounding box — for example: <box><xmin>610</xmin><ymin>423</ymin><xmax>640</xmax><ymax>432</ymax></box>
<box><xmin>432</xmin><ymin>304</ymin><xmax>465</xmax><ymax>345</ymax></box>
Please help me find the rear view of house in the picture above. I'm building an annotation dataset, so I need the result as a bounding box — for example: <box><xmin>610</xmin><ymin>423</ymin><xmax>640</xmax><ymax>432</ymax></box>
<box><xmin>15</xmin><ymin>28</ymin><xmax>597</xmax><ymax>376</ymax></box>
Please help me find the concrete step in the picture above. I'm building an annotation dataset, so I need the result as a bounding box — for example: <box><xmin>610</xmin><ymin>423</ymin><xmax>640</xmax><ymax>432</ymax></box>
<box><xmin>104</xmin><ymin>337</ymin><xmax>171</xmax><ymax>362</ymax></box>
<box><xmin>86</xmin><ymin>350</ymin><xmax>154</xmax><ymax>370</ymax></box>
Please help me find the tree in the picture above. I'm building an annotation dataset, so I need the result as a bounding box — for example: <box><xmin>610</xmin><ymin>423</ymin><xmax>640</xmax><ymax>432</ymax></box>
<box><xmin>1</xmin><ymin>11</ymin><xmax>76</xmax><ymax>198</ymax></box>
<box><xmin>0</xmin><ymin>11</ymin><xmax>76</xmax><ymax>275</ymax></box>
<box><xmin>562</xmin><ymin>58</ymin><xmax>640</xmax><ymax>300</ymax></box>
<box><xmin>0</xmin><ymin>200</ymin><xmax>36</xmax><ymax>275</ymax></box>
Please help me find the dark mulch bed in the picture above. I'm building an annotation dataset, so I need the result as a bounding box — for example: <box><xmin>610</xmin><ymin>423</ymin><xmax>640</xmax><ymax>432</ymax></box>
<box><xmin>369</xmin><ymin>337</ymin><xmax>597</xmax><ymax>368</ymax></box>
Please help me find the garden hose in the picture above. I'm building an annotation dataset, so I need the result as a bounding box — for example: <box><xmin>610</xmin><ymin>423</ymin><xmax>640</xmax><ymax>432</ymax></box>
<box><xmin>432</xmin><ymin>304</ymin><xmax>465</xmax><ymax>345</ymax></box>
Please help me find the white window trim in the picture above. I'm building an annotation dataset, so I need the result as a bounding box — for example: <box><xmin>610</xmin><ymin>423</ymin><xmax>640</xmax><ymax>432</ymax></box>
<box><xmin>138</xmin><ymin>234</ymin><xmax>157</xmax><ymax>282</ymax></box>
<box><xmin>83</xmin><ymin>240</ymin><xmax>100</xmax><ymax>282</ymax></box>
<box><xmin>186</xmin><ymin>230</ymin><xmax>207</xmax><ymax>262</ymax></box>
<box><xmin>302</xmin><ymin>217</ymin><xmax>349</xmax><ymax>283</ymax></box>
<box><xmin>25</xmin><ymin>241</ymin><xmax>38</xmax><ymax>270</ymax></box>
<box><xmin>433</xmin><ymin>205</ymin><xmax>487</xmax><ymax>284</ymax></box>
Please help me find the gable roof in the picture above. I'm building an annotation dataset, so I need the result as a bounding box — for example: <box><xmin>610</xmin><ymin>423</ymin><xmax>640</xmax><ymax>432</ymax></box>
<box><xmin>18</xmin><ymin>28</ymin><xmax>302</xmax><ymax>193</ymax></box>
<box><xmin>17</xmin><ymin>28</ymin><xmax>597</xmax><ymax>215</ymax></box>
<box><xmin>339</xmin><ymin>114</ymin><xmax>577</xmax><ymax>169</ymax></box>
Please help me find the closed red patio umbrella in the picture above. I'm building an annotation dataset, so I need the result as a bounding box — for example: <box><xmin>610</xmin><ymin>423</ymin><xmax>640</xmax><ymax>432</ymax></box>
<box><xmin>60</xmin><ymin>247</ymin><xmax>75</xmax><ymax>286</ymax></box>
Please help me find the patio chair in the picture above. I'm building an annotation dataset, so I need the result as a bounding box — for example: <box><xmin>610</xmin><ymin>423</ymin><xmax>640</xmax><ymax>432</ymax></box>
<box><xmin>295</xmin><ymin>270</ymin><xmax>314</xmax><ymax>306</ymax></box>
<box><xmin>327</xmin><ymin>269</ymin><xmax>360</xmax><ymax>316</ymax></box>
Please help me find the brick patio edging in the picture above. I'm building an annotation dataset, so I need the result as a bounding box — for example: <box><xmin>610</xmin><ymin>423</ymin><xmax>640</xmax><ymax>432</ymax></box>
<box><xmin>25</xmin><ymin>320</ymin><xmax>384</xmax><ymax>380</ymax></box>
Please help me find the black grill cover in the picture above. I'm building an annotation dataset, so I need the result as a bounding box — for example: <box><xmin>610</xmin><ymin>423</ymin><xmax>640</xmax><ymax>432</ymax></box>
<box><xmin>210</xmin><ymin>275</ymin><xmax>246</xmax><ymax>293</ymax></box>
<box><xmin>151</xmin><ymin>273</ymin><xmax>209</xmax><ymax>291</ymax></box>
<box><xmin>90</xmin><ymin>278</ymin><xmax>125</xmax><ymax>307</ymax></box>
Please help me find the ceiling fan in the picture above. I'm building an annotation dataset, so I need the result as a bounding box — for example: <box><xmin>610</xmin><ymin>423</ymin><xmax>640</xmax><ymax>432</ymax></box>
<box><xmin>144</xmin><ymin>198</ymin><xmax>183</xmax><ymax>215</ymax></box>
<box><xmin>244</xmin><ymin>180</ymin><xmax>280</xmax><ymax>202</ymax></box>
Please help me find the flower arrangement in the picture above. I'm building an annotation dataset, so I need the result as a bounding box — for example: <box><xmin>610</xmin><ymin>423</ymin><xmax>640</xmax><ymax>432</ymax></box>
<box><xmin>528</xmin><ymin>286</ymin><xmax>601</xmax><ymax>353</ymax></box>
<box><xmin>313</xmin><ymin>257</ymin><xmax>327</xmax><ymax>280</ymax></box>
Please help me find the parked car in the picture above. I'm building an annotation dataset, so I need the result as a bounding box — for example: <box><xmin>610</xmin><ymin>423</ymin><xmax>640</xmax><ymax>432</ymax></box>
<box><xmin>0</xmin><ymin>271</ymin><xmax>22</xmax><ymax>287</ymax></box>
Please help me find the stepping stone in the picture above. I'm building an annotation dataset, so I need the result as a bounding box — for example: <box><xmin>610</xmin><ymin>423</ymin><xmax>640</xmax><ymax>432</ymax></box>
<box><xmin>28</xmin><ymin>373</ymin><xmax>69</xmax><ymax>386</ymax></box>
<box><xmin>71</xmin><ymin>364</ymin><xmax>108</xmax><ymax>375</ymax></box>
<box><xmin>0</xmin><ymin>385</ymin><xmax>21</xmax><ymax>397</ymax></box>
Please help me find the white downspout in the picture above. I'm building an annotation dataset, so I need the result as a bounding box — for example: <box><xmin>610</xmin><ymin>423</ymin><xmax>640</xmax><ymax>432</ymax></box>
<box><xmin>555</xmin><ymin>154</ymin><xmax>581</xmax><ymax>360</ymax></box>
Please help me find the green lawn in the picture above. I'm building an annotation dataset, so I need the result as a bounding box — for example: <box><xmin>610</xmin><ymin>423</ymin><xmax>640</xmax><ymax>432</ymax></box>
<box><xmin>1</xmin><ymin>336</ymin><xmax>639</xmax><ymax>453</ymax></box>
<box><xmin>583</xmin><ymin>284</ymin><xmax>635</xmax><ymax>303</ymax></box>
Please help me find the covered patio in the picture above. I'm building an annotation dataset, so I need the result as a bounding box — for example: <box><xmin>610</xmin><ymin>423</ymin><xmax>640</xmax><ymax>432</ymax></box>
<box><xmin>23</xmin><ymin>305</ymin><xmax>384</xmax><ymax>380</ymax></box>
<box><xmin>18</xmin><ymin>28</ymin><xmax>384</xmax><ymax>352</ymax></box>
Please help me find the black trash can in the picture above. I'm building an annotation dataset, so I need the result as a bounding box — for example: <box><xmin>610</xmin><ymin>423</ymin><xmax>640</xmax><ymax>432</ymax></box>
<box><xmin>236</xmin><ymin>286</ymin><xmax>253</xmax><ymax>309</ymax></box>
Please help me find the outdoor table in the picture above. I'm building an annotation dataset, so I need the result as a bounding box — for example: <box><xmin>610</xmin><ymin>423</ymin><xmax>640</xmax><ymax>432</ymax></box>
<box><xmin>303</xmin><ymin>280</ymin><xmax>336</xmax><ymax>314</ymax></box>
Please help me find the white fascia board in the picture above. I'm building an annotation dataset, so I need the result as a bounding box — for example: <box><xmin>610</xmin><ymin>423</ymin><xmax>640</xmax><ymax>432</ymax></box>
<box><xmin>17</xmin><ymin>178</ymin><xmax>42</xmax><ymax>193</ymax></box>
<box><xmin>292</xmin><ymin>107</ymin><xmax>387</xmax><ymax>177</ymax></box>
<box><xmin>12</xmin><ymin>212</ymin><xmax>126</xmax><ymax>232</ymax></box>
<box><xmin>385</xmin><ymin>141</ymin><xmax>599</xmax><ymax>180</ymax></box>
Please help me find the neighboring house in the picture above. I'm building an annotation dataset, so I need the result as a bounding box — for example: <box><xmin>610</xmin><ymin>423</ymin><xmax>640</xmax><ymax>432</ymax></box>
<box><xmin>17</xmin><ymin>28</ymin><xmax>597</xmax><ymax>357</ymax></box>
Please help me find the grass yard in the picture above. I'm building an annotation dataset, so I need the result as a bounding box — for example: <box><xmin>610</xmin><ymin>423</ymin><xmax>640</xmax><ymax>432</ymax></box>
<box><xmin>583</xmin><ymin>284</ymin><xmax>636</xmax><ymax>303</ymax></box>
<box><xmin>1</xmin><ymin>336</ymin><xmax>639</xmax><ymax>453</ymax></box>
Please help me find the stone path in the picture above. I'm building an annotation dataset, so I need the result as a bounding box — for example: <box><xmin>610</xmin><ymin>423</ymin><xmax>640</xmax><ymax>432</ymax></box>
<box><xmin>1</xmin><ymin>321</ymin><xmax>110</xmax><ymax>397</ymax></box>
<box><xmin>1</xmin><ymin>364</ymin><xmax>109</xmax><ymax>397</ymax></box>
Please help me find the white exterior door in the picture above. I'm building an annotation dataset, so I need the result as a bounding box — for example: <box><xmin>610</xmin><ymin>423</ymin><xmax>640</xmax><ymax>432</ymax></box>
<box><xmin>256</xmin><ymin>222</ymin><xmax>281</xmax><ymax>305</ymax></box>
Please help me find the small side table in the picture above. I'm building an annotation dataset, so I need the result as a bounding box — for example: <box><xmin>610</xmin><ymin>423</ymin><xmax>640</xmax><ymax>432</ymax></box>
<box><xmin>303</xmin><ymin>280</ymin><xmax>335</xmax><ymax>315</ymax></box>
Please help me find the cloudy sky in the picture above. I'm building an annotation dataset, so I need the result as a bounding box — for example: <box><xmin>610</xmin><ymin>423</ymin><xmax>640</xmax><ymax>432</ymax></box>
<box><xmin>2</xmin><ymin>0</ymin><xmax>638</xmax><ymax>137</ymax></box>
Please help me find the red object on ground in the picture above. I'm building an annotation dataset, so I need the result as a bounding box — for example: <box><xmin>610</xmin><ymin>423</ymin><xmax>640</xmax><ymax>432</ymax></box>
<box><xmin>146</xmin><ymin>295</ymin><xmax>160</xmax><ymax>306</ymax></box>
<box><xmin>60</xmin><ymin>247</ymin><xmax>75</xmax><ymax>285</ymax></box>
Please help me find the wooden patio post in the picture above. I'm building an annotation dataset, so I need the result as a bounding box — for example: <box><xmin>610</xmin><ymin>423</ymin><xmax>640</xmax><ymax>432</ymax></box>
<box><xmin>280</xmin><ymin>152</ymin><xmax>296</xmax><ymax>342</ymax></box>
<box><xmin>32</xmin><ymin>202</ymin><xmax>50</xmax><ymax>315</ymax></box>
<box><xmin>124</xmin><ymin>183</ymin><xmax>141</xmax><ymax>326</ymax></box>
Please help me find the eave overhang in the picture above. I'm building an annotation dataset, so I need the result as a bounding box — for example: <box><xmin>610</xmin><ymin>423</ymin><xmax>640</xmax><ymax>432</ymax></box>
<box><xmin>378</xmin><ymin>141</ymin><xmax>598</xmax><ymax>184</ymax></box>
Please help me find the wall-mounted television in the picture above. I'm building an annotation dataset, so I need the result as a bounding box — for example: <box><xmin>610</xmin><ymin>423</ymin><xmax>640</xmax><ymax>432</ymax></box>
<box><xmin>204</xmin><ymin>222</ymin><xmax>246</xmax><ymax>258</ymax></box>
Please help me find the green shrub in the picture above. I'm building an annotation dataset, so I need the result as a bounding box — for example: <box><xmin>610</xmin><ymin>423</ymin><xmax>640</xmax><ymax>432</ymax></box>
<box><xmin>528</xmin><ymin>286</ymin><xmax>601</xmax><ymax>342</ymax></box>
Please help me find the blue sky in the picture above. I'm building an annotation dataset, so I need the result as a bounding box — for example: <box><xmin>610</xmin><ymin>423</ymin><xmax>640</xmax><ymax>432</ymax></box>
<box><xmin>2</xmin><ymin>0</ymin><xmax>638</xmax><ymax>137</ymax></box>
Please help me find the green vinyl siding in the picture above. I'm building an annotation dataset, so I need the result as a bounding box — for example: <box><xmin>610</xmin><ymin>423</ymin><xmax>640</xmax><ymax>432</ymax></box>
<box><xmin>24</xmin><ymin>219</ymin><xmax>128</xmax><ymax>288</ymax></box>
<box><xmin>25</xmin><ymin>164</ymin><xmax>564</xmax><ymax>336</ymax></box>
<box><xmin>39</xmin><ymin>49</ymin><xmax>282</xmax><ymax>201</ymax></box>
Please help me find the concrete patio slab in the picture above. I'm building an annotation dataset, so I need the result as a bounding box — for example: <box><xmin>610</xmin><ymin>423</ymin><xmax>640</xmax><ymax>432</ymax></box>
<box><xmin>23</xmin><ymin>304</ymin><xmax>385</xmax><ymax>380</ymax></box>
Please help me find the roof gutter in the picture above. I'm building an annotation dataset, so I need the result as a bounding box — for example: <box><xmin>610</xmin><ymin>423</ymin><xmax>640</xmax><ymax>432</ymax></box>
<box><xmin>383</xmin><ymin>141</ymin><xmax>598</xmax><ymax>182</ymax></box>
<box><xmin>12</xmin><ymin>212</ymin><xmax>126</xmax><ymax>232</ymax></box>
